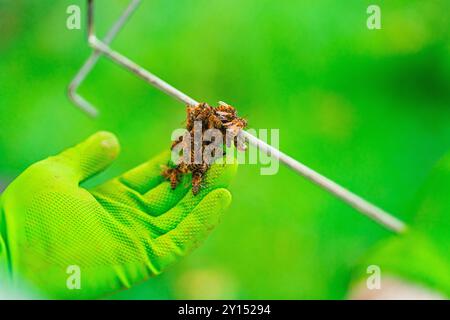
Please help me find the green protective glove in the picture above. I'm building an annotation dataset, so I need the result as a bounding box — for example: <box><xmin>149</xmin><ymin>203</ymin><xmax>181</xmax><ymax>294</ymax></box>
<box><xmin>0</xmin><ymin>131</ymin><xmax>236</xmax><ymax>299</ymax></box>
<box><xmin>352</xmin><ymin>152</ymin><xmax>450</xmax><ymax>298</ymax></box>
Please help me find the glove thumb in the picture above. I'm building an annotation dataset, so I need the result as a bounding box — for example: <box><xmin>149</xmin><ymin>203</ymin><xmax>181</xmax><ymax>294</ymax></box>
<box><xmin>52</xmin><ymin>131</ymin><xmax>120</xmax><ymax>183</ymax></box>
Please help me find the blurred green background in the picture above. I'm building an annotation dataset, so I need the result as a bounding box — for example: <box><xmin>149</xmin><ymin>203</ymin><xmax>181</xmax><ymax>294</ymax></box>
<box><xmin>0</xmin><ymin>0</ymin><xmax>449</xmax><ymax>299</ymax></box>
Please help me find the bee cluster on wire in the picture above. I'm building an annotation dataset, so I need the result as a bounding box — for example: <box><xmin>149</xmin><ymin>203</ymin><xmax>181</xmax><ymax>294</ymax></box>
<box><xmin>162</xmin><ymin>102</ymin><xmax>248</xmax><ymax>195</ymax></box>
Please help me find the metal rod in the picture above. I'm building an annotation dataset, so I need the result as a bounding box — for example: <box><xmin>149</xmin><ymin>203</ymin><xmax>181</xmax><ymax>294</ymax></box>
<box><xmin>73</xmin><ymin>0</ymin><xmax>408</xmax><ymax>234</ymax></box>
<box><xmin>68</xmin><ymin>0</ymin><xmax>141</xmax><ymax>116</ymax></box>
<box><xmin>88</xmin><ymin>36</ymin><xmax>199</xmax><ymax>106</ymax></box>
<box><xmin>242</xmin><ymin>131</ymin><xmax>406</xmax><ymax>233</ymax></box>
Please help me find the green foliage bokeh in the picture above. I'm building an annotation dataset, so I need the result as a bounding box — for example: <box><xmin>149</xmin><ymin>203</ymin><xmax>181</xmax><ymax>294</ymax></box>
<box><xmin>0</xmin><ymin>0</ymin><xmax>449</xmax><ymax>299</ymax></box>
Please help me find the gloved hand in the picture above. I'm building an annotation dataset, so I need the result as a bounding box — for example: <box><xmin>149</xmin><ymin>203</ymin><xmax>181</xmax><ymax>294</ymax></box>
<box><xmin>351</xmin><ymin>152</ymin><xmax>450</xmax><ymax>298</ymax></box>
<box><xmin>0</xmin><ymin>131</ymin><xmax>236</xmax><ymax>299</ymax></box>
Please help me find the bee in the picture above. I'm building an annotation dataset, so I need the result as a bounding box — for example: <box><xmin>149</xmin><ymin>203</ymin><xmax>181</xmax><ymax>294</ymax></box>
<box><xmin>207</xmin><ymin>114</ymin><xmax>223</xmax><ymax>130</ymax></box>
<box><xmin>171</xmin><ymin>135</ymin><xmax>184</xmax><ymax>150</ymax></box>
<box><xmin>223</xmin><ymin>117</ymin><xmax>248</xmax><ymax>150</ymax></box>
<box><xmin>216</xmin><ymin>101</ymin><xmax>237</xmax><ymax>118</ymax></box>
<box><xmin>190</xmin><ymin>163</ymin><xmax>209</xmax><ymax>195</ymax></box>
<box><xmin>162</xmin><ymin>166</ymin><xmax>181</xmax><ymax>190</ymax></box>
<box><xmin>186</xmin><ymin>103</ymin><xmax>213</xmax><ymax>131</ymax></box>
<box><xmin>186</xmin><ymin>104</ymin><xmax>202</xmax><ymax>131</ymax></box>
<box><xmin>177</xmin><ymin>162</ymin><xmax>189</xmax><ymax>174</ymax></box>
<box><xmin>224</xmin><ymin>118</ymin><xmax>248</xmax><ymax>134</ymax></box>
<box><xmin>162</xmin><ymin>163</ymin><xmax>190</xmax><ymax>190</ymax></box>
<box><xmin>196</xmin><ymin>104</ymin><xmax>214</xmax><ymax>125</ymax></box>
<box><xmin>191</xmin><ymin>172</ymin><xmax>203</xmax><ymax>195</ymax></box>
<box><xmin>188</xmin><ymin>162</ymin><xmax>209</xmax><ymax>174</ymax></box>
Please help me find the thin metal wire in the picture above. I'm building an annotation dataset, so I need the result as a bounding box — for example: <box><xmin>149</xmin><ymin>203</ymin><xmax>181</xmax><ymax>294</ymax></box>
<box><xmin>68</xmin><ymin>0</ymin><xmax>142</xmax><ymax>116</ymax></box>
<box><xmin>68</xmin><ymin>0</ymin><xmax>407</xmax><ymax>234</ymax></box>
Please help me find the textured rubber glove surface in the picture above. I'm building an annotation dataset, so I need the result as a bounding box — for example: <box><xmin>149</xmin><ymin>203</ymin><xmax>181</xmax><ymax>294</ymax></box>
<box><xmin>0</xmin><ymin>132</ymin><xmax>236</xmax><ymax>299</ymax></box>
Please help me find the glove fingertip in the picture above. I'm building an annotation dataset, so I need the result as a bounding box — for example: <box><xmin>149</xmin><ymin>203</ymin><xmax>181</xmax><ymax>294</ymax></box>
<box><xmin>211</xmin><ymin>188</ymin><xmax>232</xmax><ymax>212</ymax></box>
<box><xmin>92</xmin><ymin>131</ymin><xmax>121</xmax><ymax>159</ymax></box>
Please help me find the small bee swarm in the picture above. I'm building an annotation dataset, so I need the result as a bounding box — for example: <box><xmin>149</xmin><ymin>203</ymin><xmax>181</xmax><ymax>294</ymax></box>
<box><xmin>162</xmin><ymin>102</ymin><xmax>248</xmax><ymax>195</ymax></box>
